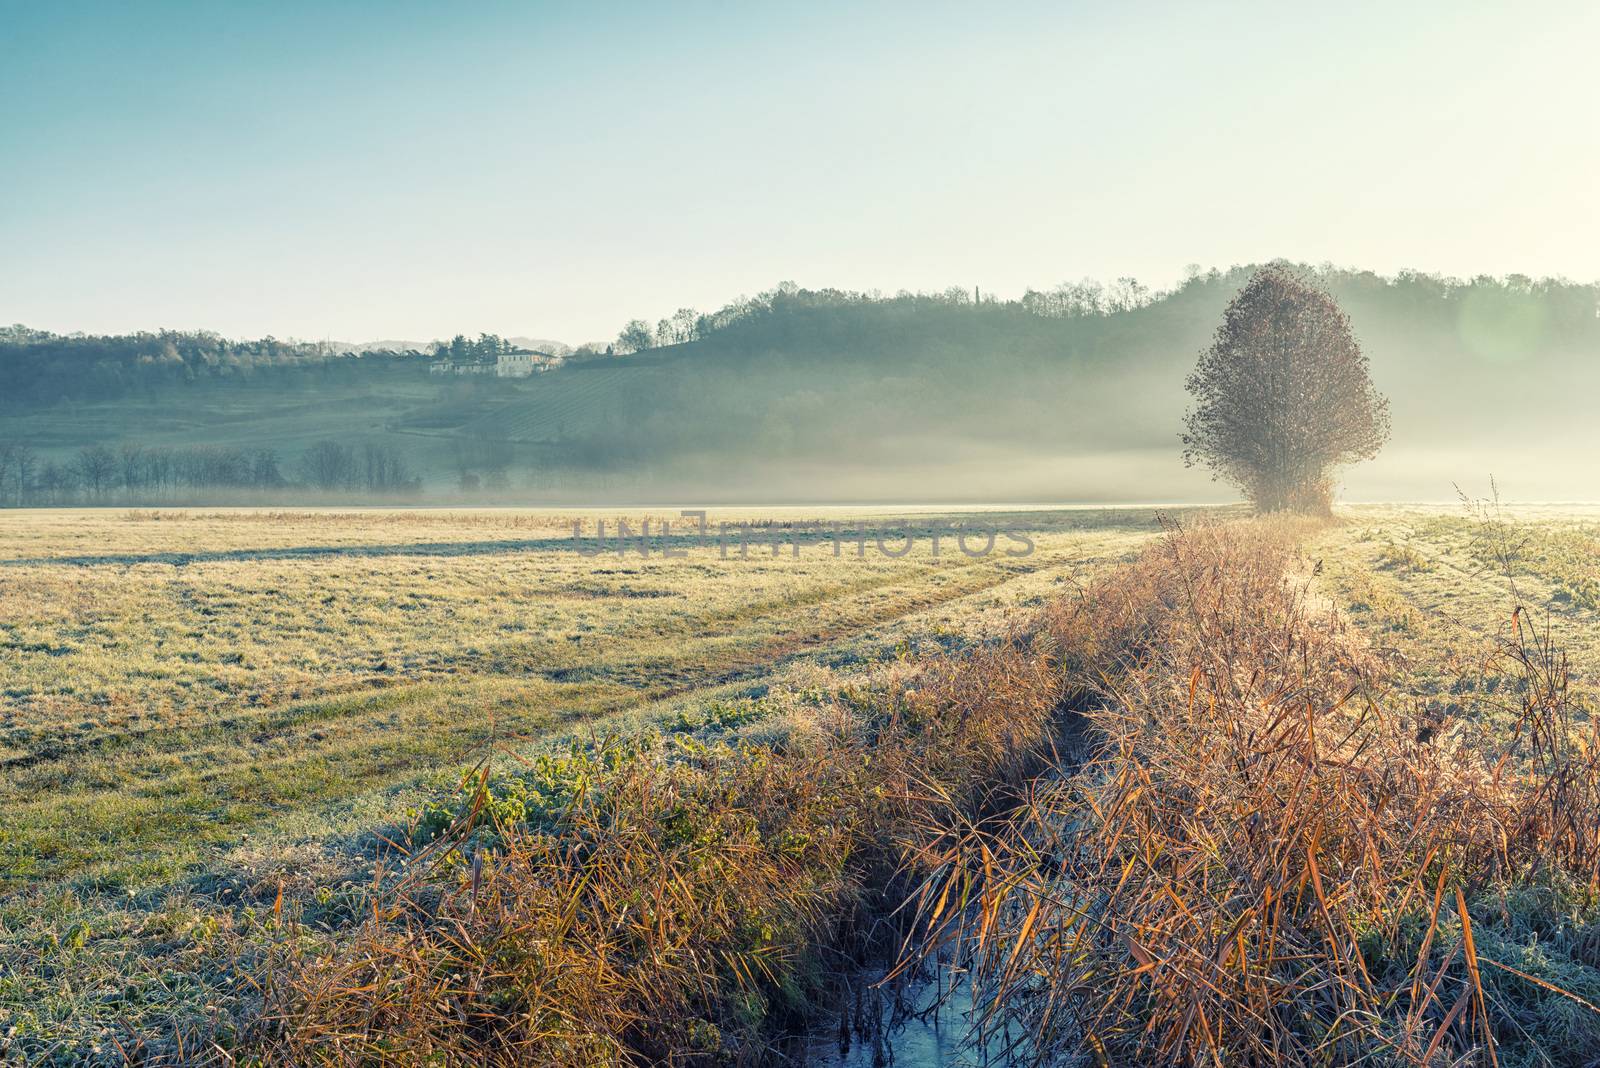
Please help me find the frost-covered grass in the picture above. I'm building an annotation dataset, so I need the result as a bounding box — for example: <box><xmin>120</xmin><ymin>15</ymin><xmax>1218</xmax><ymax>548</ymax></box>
<box><xmin>0</xmin><ymin>504</ymin><xmax>1164</xmax><ymax>1058</ymax></box>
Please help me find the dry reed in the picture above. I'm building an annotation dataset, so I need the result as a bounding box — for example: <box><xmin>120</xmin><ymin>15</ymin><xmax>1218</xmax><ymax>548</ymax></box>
<box><xmin>246</xmin><ymin>624</ymin><xmax>1064</xmax><ymax>1064</ymax></box>
<box><xmin>907</xmin><ymin>518</ymin><xmax>1600</xmax><ymax>1066</ymax></box>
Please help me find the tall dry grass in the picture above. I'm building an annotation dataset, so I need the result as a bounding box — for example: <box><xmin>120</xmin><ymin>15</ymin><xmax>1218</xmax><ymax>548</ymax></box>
<box><xmin>246</xmin><ymin>515</ymin><xmax>1600</xmax><ymax>1065</ymax></box>
<box><xmin>908</xmin><ymin>518</ymin><xmax>1600</xmax><ymax>1066</ymax></box>
<box><xmin>245</xmin><ymin>625</ymin><xmax>1065</xmax><ymax>1064</ymax></box>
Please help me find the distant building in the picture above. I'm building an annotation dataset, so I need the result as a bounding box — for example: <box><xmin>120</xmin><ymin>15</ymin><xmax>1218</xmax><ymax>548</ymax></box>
<box><xmin>428</xmin><ymin>350</ymin><xmax>562</xmax><ymax>378</ymax></box>
<box><xmin>428</xmin><ymin>359</ymin><xmax>492</xmax><ymax>376</ymax></box>
<box><xmin>496</xmin><ymin>349</ymin><xmax>562</xmax><ymax>377</ymax></box>
<box><xmin>496</xmin><ymin>351</ymin><xmax>537</xmax><ymax>377</ymax></box>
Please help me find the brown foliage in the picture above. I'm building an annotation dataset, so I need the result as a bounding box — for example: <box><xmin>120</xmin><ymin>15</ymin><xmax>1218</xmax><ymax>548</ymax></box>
<box><xmin>247</xmin><ymin>630</ymin><xmax>1064</xmax><ymax>1065</ymax></box>
<box><xmin>1183</xmin><ymin>266</ymin><xmax>1389</xmax><ymax>513</ymax></box>
<box><xmin>243</xmin><ymin>513</ymin><xmax>1600</xmax><ymax>1066</ymax></box>
<box><xmin>907</xmin><ymin>519</ymin><xmax>1600</xmax><ymax>1065</ymax></box>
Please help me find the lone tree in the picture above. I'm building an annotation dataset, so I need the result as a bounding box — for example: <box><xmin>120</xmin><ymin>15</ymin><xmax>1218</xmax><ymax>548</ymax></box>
<box><xmin>1182</xmin><ymin>266</ymin><xmax>1389</xmax><ymax>513</ymax></box>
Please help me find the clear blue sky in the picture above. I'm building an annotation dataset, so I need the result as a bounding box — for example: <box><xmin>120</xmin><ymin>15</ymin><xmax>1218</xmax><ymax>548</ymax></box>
<box><xmin>3</xmin><ymin>0</ymin><xmax>1596</xmax><ymax>344</ymax></box>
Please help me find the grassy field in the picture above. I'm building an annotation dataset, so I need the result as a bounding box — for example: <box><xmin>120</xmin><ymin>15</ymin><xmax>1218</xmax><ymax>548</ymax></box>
<box><xmin>0</xmin><ymin>504</ymin><xmax>1169</xmax><ymax>1053</ymax></box>
<box><xmin>1310</xmin><ymin>504</ymin><xmax>1600</xmax><ymax>737</ymax></box>
<box><xmin>8</xmin><ymin>502</ymin><xmax>1600</xmax><ymax>1062</ymax></box>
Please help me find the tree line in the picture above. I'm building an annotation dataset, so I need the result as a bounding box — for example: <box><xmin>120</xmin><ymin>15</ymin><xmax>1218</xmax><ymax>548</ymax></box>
<box><xmin>514</xmin><ymin>263</ymin><xmax>1600</xmax><ymax>499</ymax></box>
<box><xmin>602</xmin><ymin>277</ymin><xmax>1167</xmax><ymax>356</ymax></box>
<box><xmin>431</xmin><ymin>333</ymin><xmax>516</xmax><ymax>364</ymax></box>
<box><xmin>0</xmin><ymin>325</ymin><xmax>440</xmax><ymax>409</ymax></box>
<box><xmin>602</xmin><ymin>267</ymin><xmax>1600</xmax><ymax>360</ymax></box>
<box><xmin>0</xmin><ymin>439</ymin><xmax>418</xmax><ymax>505</ymax></box>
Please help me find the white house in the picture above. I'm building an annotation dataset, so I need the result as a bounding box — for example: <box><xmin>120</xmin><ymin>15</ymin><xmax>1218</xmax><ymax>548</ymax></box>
<box><xmin>427</xmin><ymin>350</ymin><xmax>561</xmax><ymax>378</ymax></box>
<box><xmin>496</xmin><ymin>350</ymin><xmax>561</xmax><ymax>377</ymax></box>
<box><xmin>496</xmin><ymin>351</ymin><xmax>537</xmax><ymax>377</ymax></box>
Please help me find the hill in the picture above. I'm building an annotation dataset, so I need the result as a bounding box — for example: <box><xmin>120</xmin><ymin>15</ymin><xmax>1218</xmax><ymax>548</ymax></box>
<box><xmin>3</xmin><ymin>266</ymin><xmax>1598</xmax><ymax>503</ymax></box>
<box><xmin>430</xmin><ymin>266</ymin><xmax>1600</xmax><ymax>502</ymax></box>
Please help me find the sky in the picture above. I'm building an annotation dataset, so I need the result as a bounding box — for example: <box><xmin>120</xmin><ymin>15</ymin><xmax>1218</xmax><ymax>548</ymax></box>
<box><xmin>3</xmin><ymin>0</ymin><xmax>1598</xmax><ymax>345</ymax></box>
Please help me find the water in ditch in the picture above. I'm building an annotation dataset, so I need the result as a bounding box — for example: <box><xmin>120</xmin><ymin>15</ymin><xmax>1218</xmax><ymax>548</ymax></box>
<box><xmin>807</xmin><ymin>968</ymin><xmax>1018</xmax><ymax>1067</ymax></box>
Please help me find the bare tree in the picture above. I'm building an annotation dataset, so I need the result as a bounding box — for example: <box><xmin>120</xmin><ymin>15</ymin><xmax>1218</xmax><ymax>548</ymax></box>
<box><xmin>251</xmin><ymin>448</ymin><xmax>284</xmax><ymax>488</ymax></box>
<box><xmin>13</xmin><ymin>444</ymin><xmax>36</xmax><ymax>505</ymax></box>
<box><xmin>1181</xmin><ymin>265</ymin><xmax>1389</xmax><ymax>513</ymax></box>
<box><xmin>616</xmin><ymin>320</ymin><xmax>655</xmax><ymax>355</ymax></box>
<box><xmin>119</xmin><ymin>443</ymin><xmax>146</xmax><ymax>500</ymax></box>
<box><xmin>360</xmin><ymin>442</ymin><xmax>412</xmax><ymax>492</ymax></box>
<box><xmin>300</xmin><ymin>440</ymin><xmax>353</xmax><ymax>491</ymax></box>
<box><xmin>71</xmin><ymin>444</ymin><xmax>118</xmax><ymax>501</ymax></box>
<box><xmin>0</xmin><ymin>442</ymin><xmax>13</xmax><ymax>506</ymax></box>
<box><xmin>37</xmin><ymin>460</ymin><xmax>73</xmax><ymax>504</ymax></box>
<box><xmin>145</xmin><ymin>446</ymin><xmax>172</xmax><ymax>496</ymax></box>
<box><xmin>669</xmin><ymin>307</ymin><xmax>700</xmax><ymax>345</ymax></box>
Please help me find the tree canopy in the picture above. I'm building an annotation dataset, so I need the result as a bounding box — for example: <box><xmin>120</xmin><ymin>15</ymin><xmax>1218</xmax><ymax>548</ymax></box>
<box><xmin>1181</xmin><ymin>266</ymin><xmax>1389</xmax><ymax>512</ymax></box>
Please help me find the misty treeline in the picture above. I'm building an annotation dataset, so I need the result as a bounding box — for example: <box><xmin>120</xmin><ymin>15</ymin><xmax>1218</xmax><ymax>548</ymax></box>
<box><xmin>529</xmin><ymin>264</ymin><xmax>1600</xmax><ymax>474</ymax></box>
<box><xmin>0</xmin><ymin>326</ymin><xmax>579</xmax><ymax>411</ymax></box>
<box><xmin>7</xmin><ymin>263</ymin><xmax>1600</xmax><ymax>504</ymax></box>
<box><xmin>602</xmin><ymin>278</ymin><xmax>1159</xmax><ymax>356</ymax></box>
<box><xmin>0</xmin><ymin>439</ymin><xmax>418</xmax><ymax>506</ymax></box>
<box><xmin>0</xmin><ymin>325</ymin><xmax>435</xmax><ymax>409</ymax></box>
<box><xmin>605</xmin><ymin>266</ymin><xmax>1599</xmax><ymax>359</ymax></box>
<box><xmin>432</xmin><ymin>333</ymin><xmax>548</xmax><ymax>364</ymax></box>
